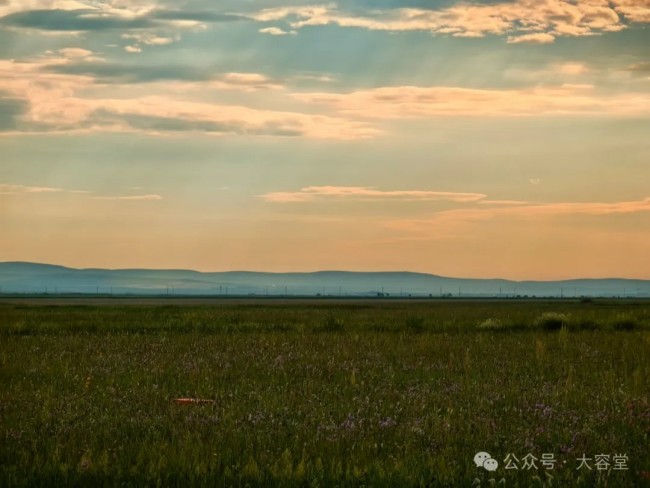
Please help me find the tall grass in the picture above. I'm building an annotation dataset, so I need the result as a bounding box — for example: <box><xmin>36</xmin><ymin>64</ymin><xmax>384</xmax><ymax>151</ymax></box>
<box><xmin>0</xmin><ymin>300</ymin><xmax>648</xmax><ymax>486</ymax></box>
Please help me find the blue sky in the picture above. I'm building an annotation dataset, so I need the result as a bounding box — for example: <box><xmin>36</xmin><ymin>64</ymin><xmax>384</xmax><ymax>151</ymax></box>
<box><xmin>0</xmin><ymin>0</ymin><xmax>649</xmax><ymax>278</ymax></box>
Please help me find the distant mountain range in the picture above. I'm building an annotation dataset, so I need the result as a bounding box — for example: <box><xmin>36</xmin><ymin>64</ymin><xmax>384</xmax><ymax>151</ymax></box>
<box><xmin>0</xmin><ymin>262</ymin><xmax>648</xmax><ymax>298</ymax></box>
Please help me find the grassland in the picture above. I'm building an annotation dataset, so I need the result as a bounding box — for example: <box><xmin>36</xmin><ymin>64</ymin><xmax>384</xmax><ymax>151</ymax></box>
<box><xmin>1</xmin><ymin>299</ymin><xmax>649</xmax><ymax>487</ymax></box>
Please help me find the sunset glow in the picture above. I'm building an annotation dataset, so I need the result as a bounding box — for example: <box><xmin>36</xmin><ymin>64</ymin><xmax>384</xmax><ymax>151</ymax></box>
<box><xmin>1</xmin><ymin>0</ymin><xmax>649</xmax><ymax>279</ymax></box>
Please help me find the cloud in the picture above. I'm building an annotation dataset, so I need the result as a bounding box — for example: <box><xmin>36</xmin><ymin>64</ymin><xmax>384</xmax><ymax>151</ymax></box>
<box><xmin>625</xmin><ymin>61</ymin><xmax>650</xmax><ymax>74</ymax></box>
<box><xmin>2</xmin><ymin>1</ymin><xmax>647</xmax><ymax>46</ymax></box>
<box><xmin>57</xmin><ymin>47</ymin><xmax>94</xmax><ymax>59</ymax></box>
<box><xmin>87</xmin><ymin>109</ymin><xmax>301</xmax><ymax>137</ymax></box>
<box><xmin>249</xmin><ymin>0</ymin><xmax>649</xmax><ymax>42</ymax></box>
<box><xmin>613</xmin><ymin>0</ymin><xmax>650</xmax><ymax>22</ymax></box>
<box><xmin>507</xmin><ymin>32</ymin><xmax>555</xmax><ymax>44</ymax></box>
<box><xmin>0</xmin><ymin>58</ymin><xmax>377</xmax><ymax>139</ymax></box>
<box><xmin>214</xmin><ymin>72</ymin><xmax>283</xmax><ymax>90</ymax></box>
<box><xmin>0</xmin><ymin>9</ymin><xmax>152</xmax><ymax>32</ymax></box>
<box><xmin>0</xmin><ymin>184</ymin><xmax>63</xmax><ymax>194</ymax></box>
<box><xmin>0</xmin><ymin>183</ymin><xmax>156</xmax><ymax>199</ymax></box>
<box><xmin>0</xmin><ymin>2</ymin><xmax>246</xmax><ymax>40</ymax></box>
<box><xmin>295</xmin><ymin>74</ymin><xmax>336</xmax><ymax>83</ymax></box>
<box><xmin>44</xmin><ymin>60</ymin><xmax>212</xmax><ymax>83</ymax></box>
<box><xmin>259</xmin><ymin>26</ymin><xmax>296</xmax><ymax>36</ymax></box>
<box><xmin>478</xmin><ymin>200</ymin><xmax>529</xmax><ymax>206</ymax></box>
<box><xmin>503</xmin><ymin>62</ymin><xmax>593</xmax><ymax>85</ymax></box>
<box><xmin>43</xmin><ymin>58</ymin><xmax>284</xmax><ymax>90</ymax></box>
<box><xmin>260</xmin><ymin>186</ymin><xmax>487</xmax><ymax>203</ymax></box>
<box><xmin>122</xmin><ymin>32</ymin><xmax>178</xmax><ymax>52</ymax></box>
<box><xmin>293</xmin><ymin>84</ymin><xmax>650</xmax><ymax>118</ymax></box>
<box><xmin>389</xmin><ymin>197</ymin><xmax>650</xmax><ymax>233</ymax></box>
<box><xmin>148</xmin><ymin>9</ymin><xmax>245</xmax><ymax>24</ymax></box>
<box><xmin>0</xmin><ymin>95</ymin><xmax>28</xmax><ymax>131</ymax></box>
<box><xmin>92</xmin><ymin>194</ymin><xmax>163</xmax><ymax>201</ymax></box>
<box><xmin>0</xmin><ymin>3</ymin><xmax>245</xmax><ymax>52</ymax></box>
<box><xmin>555</xmin><ymin>62</ymin><xmax>590</xmax><ymax>75</ymax></box>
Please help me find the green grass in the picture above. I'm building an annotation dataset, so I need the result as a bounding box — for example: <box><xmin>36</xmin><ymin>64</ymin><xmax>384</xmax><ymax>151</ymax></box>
<box><xmin>1</xmin><ymin>300</ymin><xmax>649</xmax><ymax>486</ymax></box>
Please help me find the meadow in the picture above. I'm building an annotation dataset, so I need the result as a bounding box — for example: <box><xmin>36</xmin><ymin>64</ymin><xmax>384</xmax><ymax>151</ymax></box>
<box><xmin>1</xmin><ymin>299</ymin><xmax>648</xmax><ymax>487</ymax></box>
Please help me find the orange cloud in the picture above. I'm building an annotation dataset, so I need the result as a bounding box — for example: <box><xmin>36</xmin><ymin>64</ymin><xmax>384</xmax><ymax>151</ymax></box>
<box><xmin>0</xmin><ymin>0</ymin><xmax>157</xmax><ymax>19</ymax></box>
<box><xmin>0</xmin><ymin>184</ymin><xmax>63</xmax><ymax>194</ymax></box>
<box><xmin>613</xmin><ymin>0</ymin><xmax>650</xmax><ymax>22</ymax></box>
<box><xmin>91</xmin><ymin>194</ymin><xmax>163</xmax><ymax>201</ymax></box>
<box><xmin>260</xmin><ymin>186</ymin><xmax>487</xmax><ymax>203</ymax></box>
<box><xmin>0</xmin><ymin>59</ymin><xmax>377</xmax><ymax>139</ymax></box>
<box><xmin>293</xmin><ymin>84</ymin><xmax>649</xmax><ymax>118</ymax></box>
<box><xmin>507</xmin><ymin>32</ymin><xmax>555</xmax><ymax>44</ymax></box>
<box><xmin>251</xmin><ymin>0</ymin><xmax>649</xmax><ymax>42</ymax></box>
<box><xmin>259</xmin><ymin>27</ymin><xmax>297</xmax><ymax>36</ymax></box>
<box><xmin>388</xmin><ymin>197</ymin><xmax>650</xmax><ymax>233</ymax></box>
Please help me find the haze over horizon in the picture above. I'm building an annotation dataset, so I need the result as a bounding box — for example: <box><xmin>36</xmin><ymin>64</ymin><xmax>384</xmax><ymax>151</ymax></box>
<box><xmin>2</xmin><ymin>261</ymin><xmax>649</xmax><ymax>297</ymax></box>
<box><xmin>2</xmin><ymin>260</ymin><xmax>649</xmax><ymax>283</ymax></box>
<box><xmin>1</xmin><ymin>0</ymin><xmax>649</xmax><ymax>280</ymax></box>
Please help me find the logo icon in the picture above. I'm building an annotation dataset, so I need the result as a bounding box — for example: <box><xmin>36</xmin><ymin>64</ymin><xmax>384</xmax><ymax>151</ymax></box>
<box><xmin>474</xmin><ymin>452</ymin><xmax>499</xmax><ymax>471</ymax></box>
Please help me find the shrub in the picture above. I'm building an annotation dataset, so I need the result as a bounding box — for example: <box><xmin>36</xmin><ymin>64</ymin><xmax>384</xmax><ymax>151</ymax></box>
<box><xmin>534</xmin><ymin>312</ymin><xmax>569</xmax><ymax>331</ymax></box>
<box><xmin>612</xmin><ymin>314</ymin><xmax>639</xmax><ymax>331</ymax></box>
<box><xmin>476</xmin><ymin>318</ymin><xmax>504</xmax><ymax>330</ymax></box>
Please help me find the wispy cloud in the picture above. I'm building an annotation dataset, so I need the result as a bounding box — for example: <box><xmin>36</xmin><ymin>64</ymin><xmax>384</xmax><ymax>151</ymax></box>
<box><xmin>0</xmin><ymin>183</ymin><xmax>162</xmax><ymax>200</ymax></box>
<box><xmin>213</xmin><ymin>73</ymin><xmax>284</xmax><ymax>91</ymax></box>
<box><xmin>56</xmin><ymin>47</ymin><xmax>98</xmax><ymax>60</ymax></box>
<box><xmin>260</xmin><ymin>186</ymin><xmax>487</xmax><ymax>203</ymax></box>
<box><xmin>293</xmin><ymin>84</ymin><xmax>649</xmax><ymax>118</ymax></box>
<box><xmin>250</xmin><ymin>0</ymin><xmax>650</xmax><ymax>43</ymax></box>
<box><xmin>0</xmin><ymin>59</ymin><xmax>376</xmax><ymax>139</ymax></box>
<box><xmin>122</xmin><ymin>32</ymin><xmax>178</xmax><ymax>52</ymax></box>
<box><xmin>625</xmin><ymin>61</ymin><xmax>650</xmax><ymax>74</ymax></box>
<box><xmin>0</xmin><ymin>184</ymin><xmax>63</xmax><ymax>195</ymax></box>
<box><xmin>0</xmin><ymin>1</ymin><xmax>238</xmax><ymax>50</ymax></box>
<box><xmin>1</xmin><ymin>1</ymin><xmax>647</xmax><ymax>47</ymax></box>
<box><xmin>389</xmin><ymin>197</ymin><xmax>650</xmax><ymax>233</ymax></box>
<box><xmin>506</xmin><ymin>33</ymin><xmax>555</xmax><ymax>44</ymax></box>
<box><xmin>259</xmin><ymin>26</ymin><xmax>296</xmax><ymax>36</ymax></box>
<box><xmin>92</xmin><ymin>194</ymin><xmax>163</xmax><ymax>201</ymax></box>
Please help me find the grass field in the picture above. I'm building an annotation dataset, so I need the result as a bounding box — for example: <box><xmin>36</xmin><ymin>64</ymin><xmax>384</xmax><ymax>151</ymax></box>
<box><xmin>1</xmin><ymin>299</ymin><xmax>649</xmax><ymax>486</ymax></box>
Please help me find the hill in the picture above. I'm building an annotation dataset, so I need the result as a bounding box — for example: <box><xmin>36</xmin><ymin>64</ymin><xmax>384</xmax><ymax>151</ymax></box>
<box><xmin>0</xmin><ymin>262</ymin><xmax>648</xmax><ymax>297</ymax></box>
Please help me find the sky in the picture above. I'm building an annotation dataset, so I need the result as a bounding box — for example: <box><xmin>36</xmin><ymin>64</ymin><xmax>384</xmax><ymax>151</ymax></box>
<box><xmin>0</xmin><ymin>0</ymin><xmax>649</xmax><ymax>280</ymax></box>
